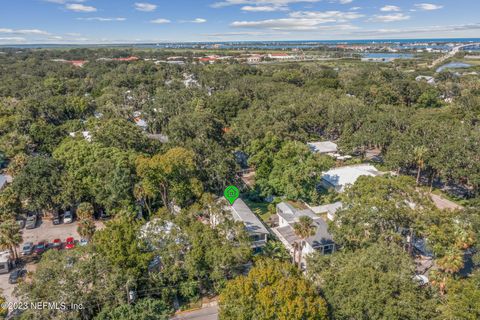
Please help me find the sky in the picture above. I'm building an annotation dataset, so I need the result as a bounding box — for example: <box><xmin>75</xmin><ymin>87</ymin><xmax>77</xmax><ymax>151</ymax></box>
<box><xmin>0</xmin><ymin>0</ymin><xmax>479</xmax><ymax>44</ymax></box>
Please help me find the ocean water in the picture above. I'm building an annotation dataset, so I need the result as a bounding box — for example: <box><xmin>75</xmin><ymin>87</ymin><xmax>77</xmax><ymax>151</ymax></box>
<box><xmin>1</xmin><ymin>38</ymin><xmax>479</xmax><ymax>50</ymax></box>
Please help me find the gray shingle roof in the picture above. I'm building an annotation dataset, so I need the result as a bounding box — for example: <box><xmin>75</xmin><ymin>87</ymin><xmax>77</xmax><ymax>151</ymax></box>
<box><xmin>231</xmin><ymin>199</ymin><xmax>269</xmax><ymax>235</ymax></box>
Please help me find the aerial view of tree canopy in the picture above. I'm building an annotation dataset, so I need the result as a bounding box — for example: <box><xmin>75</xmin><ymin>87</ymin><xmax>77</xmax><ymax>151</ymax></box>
<box><xmin>0</xmin><ymin>47</ymin><xmax>478</xmax><ymax>319</ymax></box>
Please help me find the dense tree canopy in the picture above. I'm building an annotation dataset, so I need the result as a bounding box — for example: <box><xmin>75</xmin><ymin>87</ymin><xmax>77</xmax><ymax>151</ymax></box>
<box><xmin>308</xmin><ymin>243</ymin><xmax>438</xmax><ymax>320</ymax></box>
<box><xmin>219</xmin><ymin>259</ymin><xmax>328</xmax><ymax>320</ymax></box>
<box><xmin>1</xmin><ymin>48</ymin><xmax>479</xmax><ymax>319</ymax></box>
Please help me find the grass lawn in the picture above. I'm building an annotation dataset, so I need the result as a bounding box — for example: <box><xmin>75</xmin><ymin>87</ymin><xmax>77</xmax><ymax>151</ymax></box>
<box><xmin>242</xmin><ymin>198</ymin><xmax>272</xmax><ymax>223</ymax></box>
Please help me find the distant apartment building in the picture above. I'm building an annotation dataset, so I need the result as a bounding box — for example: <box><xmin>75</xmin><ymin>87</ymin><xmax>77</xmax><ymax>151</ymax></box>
<box><xmin>267</xmin><ymin>53</ymin><xmax>295</xmax><ymax>60</ymax></box>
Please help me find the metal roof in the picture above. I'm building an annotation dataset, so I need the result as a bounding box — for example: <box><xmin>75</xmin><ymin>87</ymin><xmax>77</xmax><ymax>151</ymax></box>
<box><xmin>307</xmin><ymin>141</ymin><xmax>338</xmax><ymax>154</ymax></box>
<box><xmin>322</xmin><ymin>164</ymin><xmax>380</xmax><ymax>192</ymax></box>
<box><xmin>230</xmin><ymin>198</ymin><xmax>269</xmax><ymax>235</ymax></box>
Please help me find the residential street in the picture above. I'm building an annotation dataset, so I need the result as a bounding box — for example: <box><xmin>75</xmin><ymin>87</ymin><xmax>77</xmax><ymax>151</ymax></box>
<box><xmin>171</xmin><ymin>305</ymin><xmax>219</xmax><ymax>320</ymax></box>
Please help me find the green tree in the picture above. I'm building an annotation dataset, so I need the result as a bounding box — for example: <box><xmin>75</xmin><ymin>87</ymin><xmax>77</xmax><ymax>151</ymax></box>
<box><xmin>219</xmin><ymin>259</ymin><xmax>328</xmax><ymax>320</ymax></box>
<box><xmin>93</xmin><ymin>216</ymin><xmax>153</xmax><ymax>279</ymax></box>
<box><xmin>417</xmin><ymin>88</ymin><xmax>443</xmax><ymax>108</ymax></box>
<box><xmin>77</xmin><ymin>202</ymin><xmax>94</xmax><ymax>220</ymax></box>
<box><xmin>308</xmin><ymin>243</ymin><xmax>438</xmax><ymax>320</ymax></box>
<box><xmin>12</xmin><ymin>155</ymin><xmax>63</xmax><ymax>213</ymax></box>
<box><xmin>0</xmin><ymin>186</ymin><xmax>21</xmax><ymax>223</ymax></box>
<box><xmin>413</xmin><ymin>145</ymin><xmax>428</xmax><ymax>185</ymax></box>
<box><xmin>54</xmin><ymin>139</ymin><xmax>137</xmax><ymax>212</ymax></box>
<box><xmin>249</xmin><ymin>138</ymin><xmax>334</xmax><ymax>202</ymax></box>
<box><xmin>136</xmin><ymin>147</ymin><xmax>203</xmax><ymax>210</ymax></box>
<box><xmin>439</xmin><ymin>271</ymin><xmax>480</xmax><ymax>320</ymax></box>
<box><xmin>78</xmin><ymin>219</ymin><xmax>96</xmax><ymax>240</ymax></box>
<box><xmin>16</xmin><ymin>247</ymin><xmax>129</xmax><ymax>320</ymax></box>
<box><xmin>0</xmin><ymin>219</ymin><xmax>22</xmax><ymax>260</ymax></box>
<box><xmin>95</xmin><ymin>298</ymin><xmax>172</xmax><ymax>320</ymax></box>
<box><xmin>330</xmin><ymin>175</ymin><xmax>432</xmax><ymax>250</ymax></box>
<box><xmin>293</xmin><ymin>216</ymin><xmax>316</xmax><ymax>269</ymax></box>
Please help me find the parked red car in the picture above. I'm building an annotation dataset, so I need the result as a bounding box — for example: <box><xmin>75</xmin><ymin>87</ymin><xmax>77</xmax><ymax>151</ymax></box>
<box><xmin>51</xmin><ymin>239</ymin><xmax>62</xmax><ymax>250</ymax></box>
<box><xmin>35</xmin><ymin>241</ymin><xmax>47</xmax><ymax>255</ymax></box>
<box><xmin>65</xmin><ymin>237</ymin><xmax>75</xmax><ymax>250</ymax></box>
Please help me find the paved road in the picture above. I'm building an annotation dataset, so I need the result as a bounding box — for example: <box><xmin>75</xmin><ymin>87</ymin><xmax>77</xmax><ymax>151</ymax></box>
<box><xmin>430</xmin><ymin>193</ymin><xmax>463</xmax><ymax>211</ymax></box>
<box><xmin>171</xmin><ymin>305</ymin><xmax>219</xmax><ymax>320</ymax></box>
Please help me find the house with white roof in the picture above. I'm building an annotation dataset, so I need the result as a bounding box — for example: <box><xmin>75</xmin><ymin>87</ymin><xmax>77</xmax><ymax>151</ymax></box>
<box><xmin>273</xmin><ymin>202</ymin><xmax>335</xmax><ymax>269</ymax></box>
<box><xmin>321</xmin><ymin>164</ymin><xmax>381</xmax><ymax>193</ymax></box>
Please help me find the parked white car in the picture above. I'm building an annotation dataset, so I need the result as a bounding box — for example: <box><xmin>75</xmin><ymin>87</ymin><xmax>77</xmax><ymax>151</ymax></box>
<box><xmin>63</xmin><ymin>211</ymin><xmax>74</xmax><ymax>224</ymax></box>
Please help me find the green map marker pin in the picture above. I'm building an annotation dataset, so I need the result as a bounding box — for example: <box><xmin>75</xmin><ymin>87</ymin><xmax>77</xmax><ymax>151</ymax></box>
<box><xmin>224</xmin><ymin>185</ymin><xmax>240</xmax><ymax>205</ymax></box>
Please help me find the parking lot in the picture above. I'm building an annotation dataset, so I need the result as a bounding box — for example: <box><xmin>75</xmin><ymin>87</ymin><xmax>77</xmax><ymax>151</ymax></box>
<box><xmin>1</xmin><ymin>218</ymin><xmax>104</xmax><ymax>309</ymax></box>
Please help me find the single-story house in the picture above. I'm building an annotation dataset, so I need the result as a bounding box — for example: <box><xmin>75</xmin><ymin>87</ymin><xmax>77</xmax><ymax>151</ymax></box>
<box><xmin>228</xmin><ymin>199</ymin><xmax>269</xmax><ymax>252</ymax></box>
<box><xmin>321</xmin><ymin>164</ymin><xmax>381</xmax><ymax>193</ymax></box>
<box><xmin>307</xmin><ymin>141</ymin><xmax>338</xmax><ymax>155</ymax></box>
<box><xmin>273</xmin><ymin>202</ymin><xmax>335</xmax><ymax>269</ymax></box>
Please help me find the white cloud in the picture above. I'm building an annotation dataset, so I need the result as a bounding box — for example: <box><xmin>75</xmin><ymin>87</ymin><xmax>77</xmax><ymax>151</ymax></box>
<box><xmin>77</xmin><ymin>17</ymin><xmax>127</xmax><ymax>21</ymax></box>
<box><xmin>134</xmin><ymin>2</ymin><xmax>157</xmax><ymax>12</ymax></box>
<box><xmin>0</xmin><ymin>37</ymin><xmax>26</xmax><ymax>42</ymax></box>
<box><xmin>212</xmin><ymin>0</ymin><xmax>321</xmax><ymax>8</ymax></box>
<box><xmin>381</xmin><ymin>5</ymin><xmax>401</xmax><ymax>12</ymax></box>
<box><xmin>241</xmin><ymin>5</ymin><xmax>288</xmax><ymax>11</ymax></box>
<box><xmin>338</xmin><ymin>0</ymin><xmax>353</xmax><ymax>4</ymax></box>
<box><xmin>351</xmin><ymin>23</ymin><xmax>480</xmax><ymax>37</ymax></box>
<box><xmin>44</xmin><ymin>0</ymin><xmax>86</xmax><ymax>3</ymax></box>
<box><xmin>203</xmin><ymin>31</ymin><xmax>289</xmax><ymax>37</ymax></box>
<box><xmin>370</xmin><ymin>13</ymin><xmax>410</xmax><ymax>22</ymax></box>
<box><xmin>231</xmin><ymin>10</ymin><xmax>363</xmax><ymax>30</ymax></box>
<box><xmin>414</xmin><ymin>3</ymin><xmax>444</xmax><ymax>11</ymax></box>
<box><xmin>150</xmin><ymin>18</ymin><xmax>171</xmax><ymax>24</ymax></box>
<box><xmin>65</xmin><ymin>3</ymin><xmax>97</xmax><ymax>12</ymax></box>
<box><xmin>289</xmin><ymin>11</ymin><xmax>364</xmax><ymax>21</ymax></box>
<box><xmin>180</xmin><ymin>18</ymin><xmax>207</xmax><ymax>23</ymax></box>
<box><xmin>0</xmin><ymin>28</ymin><xmax>50</xmax><ymax>35</ymax></box>
<box><xmin>350</xmin><ymin>7</ymin><xmax>361</xmax><ymax>11</ymax></box>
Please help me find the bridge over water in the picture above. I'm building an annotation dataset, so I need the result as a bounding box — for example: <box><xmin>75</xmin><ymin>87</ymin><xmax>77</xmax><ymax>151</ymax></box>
<box><xmin>430</xmin><ymin>43</ymin><xmax>480</xmax><ymax>69</ymax></box>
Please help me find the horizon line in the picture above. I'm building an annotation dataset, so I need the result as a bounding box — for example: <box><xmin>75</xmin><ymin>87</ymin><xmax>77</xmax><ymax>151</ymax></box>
<box><xmin>1</xmin><ymin>37</ymin><xmax>480</xmax><ymax>47</ymax></box>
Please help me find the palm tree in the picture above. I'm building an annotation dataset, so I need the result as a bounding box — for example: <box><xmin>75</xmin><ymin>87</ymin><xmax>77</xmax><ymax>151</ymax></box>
<box><xmin>77</xmin><ymin>219</ymin><xmax>96</xmax><ymax>240</ymax></box>
<box><xmin>432</xmin><ymin>249</ymin><xmax>464</xmax><ymax>295</ymax></box>
<box><xmin>76</xmin><ymin>202</ymin><xmax>94</xmax><ymax>221</ymax></box>
<box><xmin>261</xmin><ymin>241</ymin><xmax>291</xmax><ymax>262</ymax></box>
<box><xmin>0</xmin><ymin>220</ymin><xmax>22</xmax><ymax>260</ymax></box>
<box><xmin>293</xmin><ymin>216</ymin><xmax>316</xmax><ymax>269</ymax></box>
<box><xmin>413</xmin><ymin>146</ymin><xmax>428</xmax><ymax>185</ymax></box>
<box><xmin>437</xmin><ymin>249</ymin><xmax>464</xmax><ymax>274</ymax></box>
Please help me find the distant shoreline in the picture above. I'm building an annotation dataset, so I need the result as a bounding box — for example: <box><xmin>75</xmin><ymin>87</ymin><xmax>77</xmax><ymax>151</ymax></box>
<box><xmin>1</xmin><ymin>38</ymin><xmax>480</xmax><ymax>49</ymax></box>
